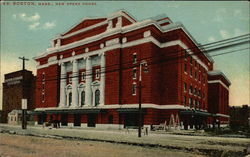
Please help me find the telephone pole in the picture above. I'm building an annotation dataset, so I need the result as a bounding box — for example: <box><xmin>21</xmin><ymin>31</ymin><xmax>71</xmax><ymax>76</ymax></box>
<box><xmin>19</xmin><ymin>56</ymin><xmax>29</xmax><ymax>70</ymax></box>
<box><xmin>19</xmin><ymin>56</ymin><xmax>29</xmax><ymax>129</ymax></box>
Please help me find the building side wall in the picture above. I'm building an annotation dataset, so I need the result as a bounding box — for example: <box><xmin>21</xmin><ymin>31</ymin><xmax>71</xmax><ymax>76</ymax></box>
<box><xmin>105</xmin><ymin>48</ymin><xmax>121</xmax><ymax>105</ymax></box>
<box><xmin>208</xmin><ymin>83</ymin><xmax>220</xmax><ymax>114</ymax></box>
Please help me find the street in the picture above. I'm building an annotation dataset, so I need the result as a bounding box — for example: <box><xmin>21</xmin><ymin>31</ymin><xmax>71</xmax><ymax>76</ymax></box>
<box><xmin>0</xmin><ymin>133</ymin><xmax>207</xmax><ymax>157</ymax></box>
<box><xmin>0</xmin><ymin>124</ymin><xmax>249</xmax><ymax>157</ymax></box>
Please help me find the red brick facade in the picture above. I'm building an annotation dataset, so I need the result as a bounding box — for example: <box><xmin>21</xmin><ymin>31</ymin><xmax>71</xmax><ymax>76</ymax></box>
<box><xmin>34</xmin><ymin>10</ymin><xmax>230</xmax><ymax>129</ymax></box>
<box><xmin>1</xmin><ymin>70</ymin><xmax>36</xmax><ymax>123</ymax></box>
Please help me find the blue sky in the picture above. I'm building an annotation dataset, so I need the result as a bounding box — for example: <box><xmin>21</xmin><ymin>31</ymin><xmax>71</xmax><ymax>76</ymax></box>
<box><xmin>0</xmin><ymin>1</ymin><xmax>249</xmax><ymax>109</ymax></box>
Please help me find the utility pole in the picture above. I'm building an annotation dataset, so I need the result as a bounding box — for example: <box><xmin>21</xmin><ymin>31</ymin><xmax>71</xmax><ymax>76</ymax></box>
<box><xmin>19</xmin><ymin>56</ymin><xmax>29</xmax><ymax>129</ymax></box>
<box><xmin>138</xmin><ymin>60</ymin><xmax>148</xmax><ymax>138</ymax></box>
<box><xmin>19</xmin><ymin>57</ymin><xmax>29</xmax><ymax>70</ymax></box>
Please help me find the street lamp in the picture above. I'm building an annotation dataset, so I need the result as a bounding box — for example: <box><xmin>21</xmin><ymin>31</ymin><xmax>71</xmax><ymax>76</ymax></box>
<box><xmin>138</xmin><ymin>60</ymin><xmax>148</xmax><ymax>138</ymax></box>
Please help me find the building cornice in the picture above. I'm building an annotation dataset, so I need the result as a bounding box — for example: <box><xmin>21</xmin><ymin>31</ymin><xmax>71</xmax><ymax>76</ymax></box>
<box><xmin>34</xmin><ymin>18</ymin><xmax>212</xmax><ymax>63</ymax></box>
<box><xmin>215</xmin><ymin>113</ymin><xmax>230</xmax><ymax>118</ymax></box>
<box><xmin>35</xmin><ymin>104</ymin><xmax>190</xmax><ymax>111</ymax></box>
<box><xmin>36</xmin><ymin>37</ymin><xmax>209</xmax><ymax>71</ymax></box>
<box><xmin>208</xmin><ymin>80</ymin><xmax>229</xmax><ymax>90</ymax></box>
<box><xmin>208</xmin><ymin>70</ymin><xmax>231</xmax><ymax>85</ymax></box>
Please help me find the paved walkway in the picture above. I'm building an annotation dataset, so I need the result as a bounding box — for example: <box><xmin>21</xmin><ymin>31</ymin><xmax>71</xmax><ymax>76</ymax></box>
<box><xmin>0</xmin><ymin>124</ymin><xmax>249</xmax><ymax>157</ymax></box>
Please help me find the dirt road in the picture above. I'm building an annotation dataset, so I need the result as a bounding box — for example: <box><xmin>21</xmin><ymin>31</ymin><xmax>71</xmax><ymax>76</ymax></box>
<box><xmin>0</xmin><ymin>133</ymin><xmax>206</xmax><ymax>157</ymax></box>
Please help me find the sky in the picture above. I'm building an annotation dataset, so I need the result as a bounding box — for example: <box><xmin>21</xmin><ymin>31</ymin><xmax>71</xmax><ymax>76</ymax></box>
<box><xmin>0</xmin><ymin>1</ymin><xmax>249</xmax><ymax>110</ymax></box>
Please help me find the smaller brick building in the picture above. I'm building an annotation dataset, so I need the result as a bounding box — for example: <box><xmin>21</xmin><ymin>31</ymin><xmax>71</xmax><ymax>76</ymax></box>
<box><xmin>230</xmin><ymin>105</ymin><xmax>250</xmax><ymax>127</ymax></box>
<box><xmin>1</xmin><ymin>70</ymin><xmax>36</xmax><ymax>123</ymax></box>
<box><xmin>208</xmin><ymin>70</ymin><xmax>231</xmax><ymax>125</ymax></box>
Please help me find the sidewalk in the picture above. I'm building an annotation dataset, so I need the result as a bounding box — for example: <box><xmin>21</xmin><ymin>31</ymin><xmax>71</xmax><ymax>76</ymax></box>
<box><xmin>0</xmin><ymin>124</ymin><xmax>249</xmax><ymax>157</ymax></box>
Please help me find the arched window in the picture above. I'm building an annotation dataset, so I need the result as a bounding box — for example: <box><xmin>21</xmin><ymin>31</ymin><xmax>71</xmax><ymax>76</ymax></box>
<box><xmin>95</xmin><ymin>90</ymin><xmax>100</xmax><ymax>106</ymax></box>
<box><xmin>81</xmin><ymin>91</ymin><xmax>85</xmax><ymax>106</ymax></box>
<box><xmin>69</xmin><ymin>92</ymin><xmax>72</xmax><ymax>106</ymax></box>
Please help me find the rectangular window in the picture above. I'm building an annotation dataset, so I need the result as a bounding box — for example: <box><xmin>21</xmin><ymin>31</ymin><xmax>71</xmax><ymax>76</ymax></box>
<box><xmin>42</xmin><ymin>73</ymin><xmax>45</xmax><ymax>81</ymax></box>
<box><xmin>184</xmin><ymin>82</ymin><xmax>187</xmax><ymax>92</ymax></box>
<box><xmin>190</xmin><ymin>68</ymin><xmax>193</xmax><ymax>77</ymax></box>
<box><xmin>184</xmin><ymin>64</ymin><xmax>187</xmax><ymax>72</ymax></box>
<box><xmin>69</xmin><ymin>74</ymin><xmax>72</xmax><ymax>83</ymax></box>
<box><xmin>82</xmin><ymin>72</ymin><xmax>86</xmax><ymax>81</ymax></box>
<box><xmin>133</xmin><ymin>53</ymin><xmax>137</xmax><ymax>64</ymax></box>
<box><xmin>194</xmin><ymin>88</ymin><xmax>196</xmax><ymax>95</ymax></box>
<box><xmin>195</xmin><ymin>71</ymin><xmax>197</xmax><ymax>79</ymax></box>
<box><xmin>96</xmin><ymin>69</ymin><xmax>100</xmax><ymax>79</ymax></box>
<box><xmin>133</xmin><ymin>68</ymin><xmax>137</xmax><ymax>79</ymax></box>
<box><xmin>190</xmin><ymin>56</ymin><xmax>193</xmax><ymax>65</ymax></box>
<box><xmin>42</xmin><ymin>82</ymin><xmax>45</xmax><ymax>91</ymax></box>
<box><xmin>189</xmin><ymin>98</ymin><xmax>192</xmax><ymax>107</ymax></box>
<box><xmin>184</xmin><ymin>50</ymin><xmax>188</xmax><ymax>59</ymax></box>
<box><xmin>189</xmin><ymin>85</ymin><xmax>193</xmax><ymax>94</ymax></box>
<box><xmin>132</xmin><ymin>83</ymin><xmax>137</xmax><ymax>96</ymax></box>
<box><xmin>42</xmin><ymin>93</ymin><xmax>45</xmax><ymax>103</ymax></box>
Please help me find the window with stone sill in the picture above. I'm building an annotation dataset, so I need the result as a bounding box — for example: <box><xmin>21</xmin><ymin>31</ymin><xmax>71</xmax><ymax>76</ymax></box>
<box><xmin>184</xmin><ymin>96</ymin><xmax>187</xmax><ymax>105</ymax></box>
<box><xmin>42</xmin><ymin>73</ymin><xmax>45</xmax><ymax>81</ymax></box>
<box><xmin>189</xmin><ymin>98</ymin><xmax>193</xmax><ymax>107</ymax></box>
<box><xmin>42</xmin><ymin>93</ymin><xmax>45</xmax><ymax>103</ymax></box>
<box><xmin>132</xmin><ymin>68</ymin><xmax>137</xmax><ymax>79</ymax></box>
<box><xmin>189</xmin><ymin>85</ymin><xmax>193</xmax><ymax>94</ymax></box>
<box><xmin>184</xmin><ymin>63</ymin><xmax>187</xmax><ymax>72</ymax></box>
<box><xmin>42</xmin><ymin>83</ymin><xmax>45</xmax><ymax>91</ymax></box>
<box><xmin>184</xmin><ymin>82</ymin><xmax>187</xmax><ymax>92</ymax></box>
<box><xmin>133</xmin><ymin>53</ymin><xmax>137</xmax><ymax>64</ymax></box>
<box><xmin>132</xmin><ymin>83</ymin><xmax>137</xmax><ymax>96</ymax></box>
<box><xmin>190</xmin><ymin>56</ymin><xmax>193</xmax><ymax>65</ymax></box>
<box><xmin>184</xmin><ymin>50</ymin><xmax>188</xmax><ymax>59</ymax></box>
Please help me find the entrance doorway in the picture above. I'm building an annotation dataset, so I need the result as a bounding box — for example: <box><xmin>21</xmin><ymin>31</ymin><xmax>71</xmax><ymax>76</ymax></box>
<box><xmin>87</xmin><ymin>114</ymin><xmax>96</xmax><ymax>127</ymax></box>
<box><xmin>38</xmin><ymin>114</ymin><xmax>47</xmax><ymax>124</ymax></box>
<box><xmin>74</xmin><ymin>114</ymin><xmax>81</xmax><ymax>126</ymax></box>
<box><xmin>124</xmin><ymin>113</ymin><xmax>141</xmax><ymax>128</ymax></box>
<box><xmin>61</xmin><ymin>114</ymin><xmax>68</xmax><ymax>126</ymax></box>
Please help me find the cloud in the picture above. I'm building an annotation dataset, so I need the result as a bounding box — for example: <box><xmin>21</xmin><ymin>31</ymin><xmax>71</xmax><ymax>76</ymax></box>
<box><xmin>219</xmin><ymin>28</ymin><xmax>247</xmax><ymax>40</ymax></box>
<box><xmin>42</xmin><ymin>21</ymin><xmax>56</xmax><ymax>29</ymax></box>
<box><xmin>29</xmin><ymin>22</ymin><xmax>40</xmax><ymax>30</ymax></box>
<box><xmin>28</xmin><ymin>21</ymin><xmax>56</xmax><ymax>30</ymax></box>
<box><xmin>13</xmin><ymin>12</ymin><xmax>56</xmax><ymax>31</ymax></box>
<box><xmin>220</xmin><ymin>30</ymin><xmax>230</xmax><ymax>39</ymax></box>
<box><xmin>14</xmin><ymin>13</ymin><xmax>40</xmax><ymax>22</ymax></box>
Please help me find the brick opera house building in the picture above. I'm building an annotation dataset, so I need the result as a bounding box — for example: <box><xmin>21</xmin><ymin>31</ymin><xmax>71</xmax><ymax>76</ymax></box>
<box><xmin>34</xmin><ymin>10</ymin><xmax>230</xmax><ymax>129</ymax></box>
